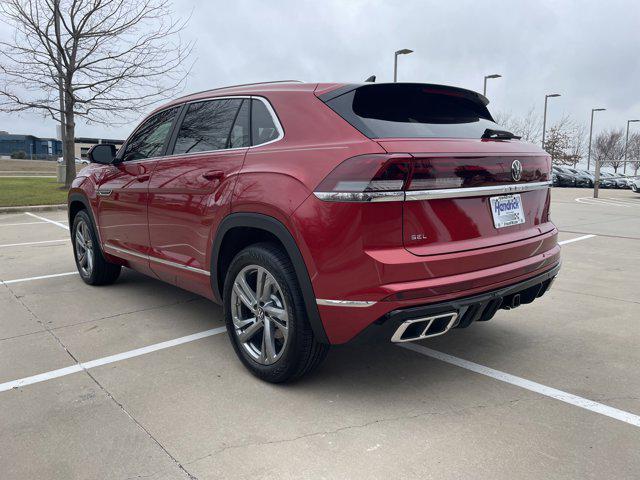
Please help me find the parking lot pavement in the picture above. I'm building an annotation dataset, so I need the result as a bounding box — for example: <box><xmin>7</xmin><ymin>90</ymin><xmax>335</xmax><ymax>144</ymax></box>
<box><xmin>1</xmin><ymin>188</ymin><xmax>639</xmax><ymax>480</ymax></box>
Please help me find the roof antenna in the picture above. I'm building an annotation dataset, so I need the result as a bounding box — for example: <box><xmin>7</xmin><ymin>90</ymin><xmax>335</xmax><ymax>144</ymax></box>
<box><xmin>365</xmin><ymin>75</ymin><xmax>376</xmax><ymax>82</ymax></box>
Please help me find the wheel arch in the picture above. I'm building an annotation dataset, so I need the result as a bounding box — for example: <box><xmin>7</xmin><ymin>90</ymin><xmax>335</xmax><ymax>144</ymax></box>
<box><xmin>211</xmin><ymin>213</ymin><xmax>328</xmax><ymax>344</ymax></box>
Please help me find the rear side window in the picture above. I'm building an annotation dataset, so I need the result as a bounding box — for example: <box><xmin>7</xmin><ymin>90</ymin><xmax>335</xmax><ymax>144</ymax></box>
<box><xmin>324</xmin><ymin>84</ymin><xmax>501</xmax><ymax>139</ymax></box>
<box><xmin>173</xmin><ymin>98</ymin><xmax>243</xmax><ymax>154</ymax></box>
<box><xmin>251</xmin><ymin>99</ymin><xmax>280</xmax><ymax>146</ymax></box>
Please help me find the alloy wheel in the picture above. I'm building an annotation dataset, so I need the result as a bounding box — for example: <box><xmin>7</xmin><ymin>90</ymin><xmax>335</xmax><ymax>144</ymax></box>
<box><xmin>231</xmin><ymin>265</ymin><xmax>290</xmax><ymax>365</ymax></box>
<box><xmin>75</xmin><ymin>219</ymin><xmax>94</xmax><ymax>277</ymax></box>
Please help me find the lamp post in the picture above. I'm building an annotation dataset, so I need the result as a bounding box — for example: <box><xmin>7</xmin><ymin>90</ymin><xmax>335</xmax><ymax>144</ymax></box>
<box><xmin>623</xmin><ymin>119</ymin><xmax>640</xmax><ymax>174</ymax></box>
<box><xmin>587</xmin><ymin>108</ymin><xmax>605</xmax><ymax>170</ymax></box>
<box><xmin>542</xmin><ymin>93</ymin><xmax>561</xmax><ymax>150</ymax></box>
<box><xmin>483</xmin><ymin>74</ymin><xmax>501</xmax><ymax>96</ymax></box>
<box><xmin>393</xmin><ymin>49</ymin><xmax>413</xmax><ymax>82</ymax></box>
<box><xmin>589</xmin><ymin>108</ymin><xmax>607</xmax><ymax>198</ymax></box>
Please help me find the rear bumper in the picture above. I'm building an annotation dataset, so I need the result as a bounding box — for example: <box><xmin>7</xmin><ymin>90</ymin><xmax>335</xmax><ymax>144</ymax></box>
<box><xmin>315</xmin><ymin>229</ymin><xmax>560</xmax><ymax>344</ymax></box>
<box><xmin>351</xmin><ymin>262</ymin><xmax>560</xmax><ymax>344</ymax></box>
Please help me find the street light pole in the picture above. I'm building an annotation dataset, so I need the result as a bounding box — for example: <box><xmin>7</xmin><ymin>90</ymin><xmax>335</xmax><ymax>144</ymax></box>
<box><xmin>623</xmin><ymin>119</ymin><xmax>640</xmax><ymax>174</ymax></box>
<box><xmin>393</xmin><ymin>49</ymin><xmax>413</xmax><ymax>82</ymax></box>
<box><xmin>541</xmin><ymin>93</ymin><xmax>561</xmax><ymax>150</ymax></box>
<box><xmin>589</xmin><ymin>108</ymin><xmax>607</xmax><ymax>198</ymax></box>
<box><xmin>587</xmin><ymin>108</ymin><xmax>605</xmax><ymax>170</ymax></box>
<box><xmin>483</xmin><ymin>74</ymin><xmax>501</xmax><ymax>96</ymax></box>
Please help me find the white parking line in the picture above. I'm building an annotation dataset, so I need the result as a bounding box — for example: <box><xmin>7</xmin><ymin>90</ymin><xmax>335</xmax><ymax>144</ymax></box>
<box><xmin>0</xmin><ymin>327</ymin><xmax>226</xmax><ymax>393</ymax></box>
<box><xmin>400</xmin><ymin>343</ymin><xmax>640</xmax><ymax>428</ymax></box>
<box><xmin>0</xmin><ymin>221</ymin><xmax>48</xmax><ymax>227</ymax></box>
<box><xmin>25</xmin><ymin>212</ymin><xmax>69</xmax><ymax>230</ymax></box>
<box><xmin>0</xmin><ymin>239</ymin><xmax>69</xmax><ymax>248</ymax></box>
<box><xmin>575</xmin><ymin>197</ymin><xmax>634</xmax><ymax>207</ymax></box>
<box><xmin>1</xmin><ymin>271</ymin><xmax>78</xmax><ymax>285</ymax></box>
<box><xmin>1</xmin><ymin>324</ymin><xmax>638</xmax><ymax>429</ymax></box>
<box><xmin>558</xmin><ymin>234</ymin><xmax>597</xmax><ymax>246</ymax></box>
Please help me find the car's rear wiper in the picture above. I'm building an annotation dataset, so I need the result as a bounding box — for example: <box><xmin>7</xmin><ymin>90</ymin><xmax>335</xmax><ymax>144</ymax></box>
<box><xmin>482</xmin><ymin>128</ymin><xmax>522</xmax><ymax>140</ymax></box>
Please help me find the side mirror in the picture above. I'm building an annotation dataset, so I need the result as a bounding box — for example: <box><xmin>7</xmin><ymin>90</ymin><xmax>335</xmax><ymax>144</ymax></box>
<box><xmin>88</xmin><ymin>144</ymin><xmax>117</xmax><ymax>165</ymax></box>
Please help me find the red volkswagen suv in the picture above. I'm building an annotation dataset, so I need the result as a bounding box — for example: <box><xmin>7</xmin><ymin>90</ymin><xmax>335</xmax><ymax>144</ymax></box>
<box><xmin>68</xmin><ymin>81</ymin><xmax>560</xmax><ymax>382</ymax></box>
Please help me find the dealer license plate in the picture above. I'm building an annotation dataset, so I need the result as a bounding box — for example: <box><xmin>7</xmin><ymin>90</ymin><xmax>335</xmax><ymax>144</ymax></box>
<box><xmin>489</xmin><ymin>194</ymin><xmax>525</xmax><ymax>228</ymax></box>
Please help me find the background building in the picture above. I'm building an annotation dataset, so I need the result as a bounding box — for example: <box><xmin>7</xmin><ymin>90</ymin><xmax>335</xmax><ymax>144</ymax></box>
<box><xmin>0</xmin><ymin>131</ymin><xmax>125</xmax><ymax>160</ymax></box>
<box><xmin>74</xmin><ymin>137</ymin><xmax>125</xmax><ymax>159</ymax></box>
<box><xmin>0</xmin><ymin>131</ymin><xmax>62</xmax><ymax>159</ymax></box>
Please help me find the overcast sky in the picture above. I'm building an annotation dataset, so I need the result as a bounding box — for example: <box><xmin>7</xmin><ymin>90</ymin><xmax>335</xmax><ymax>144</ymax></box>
<box><xmin>1</xmin><ymin>0</ymin><xmax>639</xmax><ymax>141</ymax></box>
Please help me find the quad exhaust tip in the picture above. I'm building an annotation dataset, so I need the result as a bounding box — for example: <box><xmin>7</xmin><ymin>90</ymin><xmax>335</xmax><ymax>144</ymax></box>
<box><xmin>390</xmin><ymin>312</ymin><xmax>458</xmax><ymax>343</ymax></box>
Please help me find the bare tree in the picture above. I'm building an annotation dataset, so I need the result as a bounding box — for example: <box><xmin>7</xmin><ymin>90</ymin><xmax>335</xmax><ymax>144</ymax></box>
<box><xmin>0</xmin><ymin>0</ymin><xmax>192</xmax><ymax>186</ymax></box>
<box><xmin>544</xmin><ymin>115</ymin><xmax>572</xmax><ymax>165</ymax></box>
<box><xmin>627</xmin><ymin>132</ymin><xmax>640</xmax><ymax>176</ymax></box>
<box><xmin>594</xmin><ymin>129</ymin><xmax>625</xmax><ymax>173</ymax></box>
<box><xmin>495</xmin><ymin>107</ymin><xmax>543</xmax><ymax>145</ymax></box>
<box><xmin>568</xmin><ymin>123</ymin><xmax>587</xmax><ymax>168</ymax></box>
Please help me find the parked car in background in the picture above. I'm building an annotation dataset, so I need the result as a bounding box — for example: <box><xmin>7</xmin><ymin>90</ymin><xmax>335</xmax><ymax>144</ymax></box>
<box><xmin>552</xmin><ymin>166</ymin><xmax>589</xmax><ymax>187</ymax></box>
<box><xmin>578</xmin><ymin>170</ymin><xmax>596</xmax><ymax>187</ymax></box>
<box><xmin>631</xmin><ymin>177</ymin><xmax>640</xmax><ymax>193</ymax></box>
<box><xmin>567</xmin><ymin>168</ymin><xmax>593</xmax><ymax>187</ymax></box>
<box><xmin>58</xmin><ymin>156</ymin><xmax>90</xmax><ymax>165</ymax></box>
<box><xmin>68</xmin><ymin>81</ymin><xmax>559</xmax><ymax>382</ymax></box>
<box><xmin>617</xmin><ymin>174</ymin><xmax>634</xmax><ymax>189</ymax></box>
<box><xmin>599</xmin><ymin>172</ymin><xmax>626</xmax><ymax>189</ymax></box>
<box><xmin>552</xmin><ymin>166</ymin><xmax>576</xmax><ymax>187</ymax></box>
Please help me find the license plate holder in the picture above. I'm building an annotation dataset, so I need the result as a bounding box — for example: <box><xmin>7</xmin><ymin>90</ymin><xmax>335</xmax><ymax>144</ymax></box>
<box><xmin>490</xmin><ymin>194</ymin><xmax>525</xmax><ymax>228</ymax></box>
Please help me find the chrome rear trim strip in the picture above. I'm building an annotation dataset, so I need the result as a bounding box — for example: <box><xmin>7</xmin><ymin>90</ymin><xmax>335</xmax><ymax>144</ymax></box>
<box><xmin>314</xmin><ymin>181</ymin><xmax>551</xmax><ymax>203</ymax></box>
<box><xmin>316</xmin><ymin>298</ymin><xmax>377</xmax><ymax>307</ymax></box>
<box><xmin>104</xmin><ymin>243</ymin><xmax>210</xmax><ymax>276</ymax></box>
<box><xmin>313</xmin><ymin>191</ymin><xmax>404</xmax><ymax>203</ymax></box>
<box><xmin>404</xmin><ymin>181</ymin><xmax>552</xmax><ymax>201</ymax></box>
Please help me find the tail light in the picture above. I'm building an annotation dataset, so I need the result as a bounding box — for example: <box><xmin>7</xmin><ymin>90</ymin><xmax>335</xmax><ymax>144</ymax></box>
<box><xmin>314</xmin><ymin>154</ymin><xmax>411</xmax><ymax>202</ymax></box>
<box><xmin>314</xmin><ymin>153</ymin><xmax>490</xmax><ymax>202</ymax></box>
<box><xmin>314</xmin><ymin>153</ymin><xmax>551</xmax><ymax>203</ymax></box>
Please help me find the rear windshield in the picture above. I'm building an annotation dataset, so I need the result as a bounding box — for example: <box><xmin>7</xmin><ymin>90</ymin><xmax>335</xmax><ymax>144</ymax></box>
<box><xmin>323</xmin><ymin>84</ymin><xmax>501</xmax><ymax>139</ymax></box>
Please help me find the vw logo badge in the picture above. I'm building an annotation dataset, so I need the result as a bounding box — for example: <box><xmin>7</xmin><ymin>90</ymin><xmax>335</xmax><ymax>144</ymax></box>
<box><xmin>511</xmin><ymin>159</ymin><xmax>523</xmax><ymax>181</ymax></box>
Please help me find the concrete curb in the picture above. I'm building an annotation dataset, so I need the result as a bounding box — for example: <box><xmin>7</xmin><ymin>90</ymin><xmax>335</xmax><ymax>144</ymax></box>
<box><xmin>0</xmin><ymin>204</ymin><xmax>67</xmax><ymax>214</ymax></box>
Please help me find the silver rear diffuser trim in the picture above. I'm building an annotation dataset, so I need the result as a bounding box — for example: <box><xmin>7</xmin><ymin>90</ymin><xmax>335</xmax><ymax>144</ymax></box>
<box><xmin>390</xmin><ymin>312</ymin><xmax>458</xmax><ymax>343</ymax></box>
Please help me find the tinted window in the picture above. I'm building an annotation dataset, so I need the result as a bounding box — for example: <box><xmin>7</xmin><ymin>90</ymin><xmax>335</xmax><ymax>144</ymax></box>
<box><xmin>229</xmin><ymin>100</ymin><xmax>250</xmax><ymax>148</ymax></box>
<box><xmin>122</xmin><ymin>108</ymin><xmax>178</xmax><ymax>161</ymax></box>
<box><xmin>251</xmin><ymin>99</ymin><xmax>280</xmax><ymax>146</ymax></box>
<box><xmin>324</xmin><ymin>84</ymin><xmax>501</xmax><ymax>139</ymax></box>
<box><xmin>173</xmin><ymin>99</ymin><xmax>243</xmax><ymax>154</ymax></box>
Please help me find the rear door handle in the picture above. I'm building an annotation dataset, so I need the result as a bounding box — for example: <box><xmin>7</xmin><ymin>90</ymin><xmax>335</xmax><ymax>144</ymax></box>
<box><xmin>136</xmin><ymin>173</ymin><xmax>150</xmax><ymax>182</ymax></box>
<box><xmin>202</xmin><ymin>170</ymin><xmax>224</xmax><ymax>181</ymax></box>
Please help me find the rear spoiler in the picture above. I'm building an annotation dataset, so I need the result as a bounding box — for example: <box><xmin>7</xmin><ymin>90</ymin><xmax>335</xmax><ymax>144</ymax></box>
<box><xmin>316</xmin><ymin>82</ymin><xmax>490</xmax><ymax>107</ymax></box>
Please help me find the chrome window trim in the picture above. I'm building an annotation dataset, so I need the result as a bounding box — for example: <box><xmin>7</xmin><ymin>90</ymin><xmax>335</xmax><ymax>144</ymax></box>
<box><xmin>104</xmin><ymin>243</ymin><xmax>210</xmax><ymax>276</ymax></box>
<box><xmin>316</xmin><ymin>298</ymin><xmax>377</xmax><ymax>307</ymax></box>
<box><xmin>117</xmin><ymin>95</ymin><xmax>285</xmax><ymax>165</ymax></box>
<box><xmin>314</xmin><ymin>181</ymin><xmax>551</xmax><ymax>203</ymax></box>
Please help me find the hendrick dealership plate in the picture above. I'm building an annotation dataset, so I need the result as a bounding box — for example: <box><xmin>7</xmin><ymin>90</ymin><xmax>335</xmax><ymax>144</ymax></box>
<box><xmin>490</xmin><ymin>194</ymin><xmax>525</xmax><ymax>228</ymax></box>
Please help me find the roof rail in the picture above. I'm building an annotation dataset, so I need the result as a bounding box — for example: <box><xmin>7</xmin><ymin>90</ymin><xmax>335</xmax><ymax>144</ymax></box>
<box><xmin>174</xmin><ymin>80</ymin><xmax>303</xmax><ymax>101</ymax></box>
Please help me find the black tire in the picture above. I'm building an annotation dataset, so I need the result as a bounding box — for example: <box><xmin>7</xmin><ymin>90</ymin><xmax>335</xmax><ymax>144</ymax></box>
<box><xmin>223</xmin><ymin>243</ymin><xmax>329</xmax><ymax>383</ymax></box>
<box><xmin>71</xmin><ymin>210</ymin><xmax>121</xmax><ymax>285</ymax></box>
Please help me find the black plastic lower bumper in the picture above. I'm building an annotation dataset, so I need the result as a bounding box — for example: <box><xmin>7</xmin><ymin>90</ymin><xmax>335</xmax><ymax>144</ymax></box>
<box><xmin>351</xmin><ymin>263</ymin><xmax>560</xmax><ymax>344</ymax></box>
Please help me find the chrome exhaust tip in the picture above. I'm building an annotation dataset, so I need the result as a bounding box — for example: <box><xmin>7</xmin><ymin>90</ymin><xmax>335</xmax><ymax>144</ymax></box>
<box><xmin>390</xmin><ymin>312</ymin><xmax>458</xmax><ymax>343</ymax></box>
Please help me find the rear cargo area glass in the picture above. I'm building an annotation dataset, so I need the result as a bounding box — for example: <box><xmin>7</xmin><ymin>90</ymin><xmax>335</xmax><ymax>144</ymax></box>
<box><xmin>324</xmin><ymin>84</ymin><xmax>502</xmax><ymax>139</ymax></box>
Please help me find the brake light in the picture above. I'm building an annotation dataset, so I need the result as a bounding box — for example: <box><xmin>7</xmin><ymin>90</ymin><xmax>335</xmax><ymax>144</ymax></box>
<box><xmin>313</xmin><ymin>154</ymin><xmax>411</xmax><ymax>202</ymax></box>
<box><xmin>316</xmin><ymin>154</ymin><xmax>412</xmax><ymax>192</ymax></box>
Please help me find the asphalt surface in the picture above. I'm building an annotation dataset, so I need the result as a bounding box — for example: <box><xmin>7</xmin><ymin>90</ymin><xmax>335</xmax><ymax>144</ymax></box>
<box><xmin>0</xmin><ymin>188</ymin><xmax>639</xmax><ymax>480</ymax></box>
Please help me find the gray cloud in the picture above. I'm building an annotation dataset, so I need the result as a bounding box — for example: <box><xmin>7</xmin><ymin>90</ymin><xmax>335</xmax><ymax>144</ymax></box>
<box><xmin>1</xmin><ymin>0</ymin><xmax>638</xmax><ymax>140</ymax></box>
